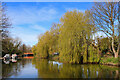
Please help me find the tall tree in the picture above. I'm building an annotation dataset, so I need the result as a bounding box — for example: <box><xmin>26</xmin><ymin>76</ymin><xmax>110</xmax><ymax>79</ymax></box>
<box><xmin>58</xmin><ymin>10</ymin><xmax>96</xmax><ymax>63</ymax></box>
<box><xmin>90</xmin><ymin>2</ymin><xmax>119</xmax><ymax>58</ymax></box>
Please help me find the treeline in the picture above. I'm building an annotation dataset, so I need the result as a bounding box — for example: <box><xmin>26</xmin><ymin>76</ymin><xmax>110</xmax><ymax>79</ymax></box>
<box><xmin>2</xmin><ymin>37</ymin><xmax>32</xmax><ymax>56</ymax></box>
<box><xmin>1</xmin><ymin>3</ymin><xmax>32</xmax><ymax>57</ymax></box>
<box><xmin>32</xmin><ymin>2</ymin><xmax>119</xmax><ymax>63</ymax></box>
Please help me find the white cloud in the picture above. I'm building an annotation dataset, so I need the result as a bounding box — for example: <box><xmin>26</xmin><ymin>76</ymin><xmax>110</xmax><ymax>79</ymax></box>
<box><xmin>65</xmin><ymin>8</ymin><xmax>85</xmax><ymax>12</ymax></box>
<box><xmin>10</xmin><ymin>25</ymin><xmax>45</xmax><ymax>46</ymax></box>
<box><xmin>8</xmin><ymin>6</ymin><xmax>58</xmax><ymax>25</ymax></box>
<box><xmin>92</xmin><ymin>31</ymin><xmax>107</xmax><ymax>40</ymax></box>
<box><xmin>30</xmin><ymin>25</ymin><xmax>47</xmax><ymax>32</ymax></box>
<box><xmin>7</xmin><ymin>5</ymin><xmax>58</xmax><ymax>46</ymax></box>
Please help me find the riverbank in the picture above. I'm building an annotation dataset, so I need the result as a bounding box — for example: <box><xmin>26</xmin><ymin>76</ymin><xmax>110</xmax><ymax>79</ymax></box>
<box><xmin>49</xmin><ymin>55</ymin><xmax>120</xmax><ymax>67</ymax></box>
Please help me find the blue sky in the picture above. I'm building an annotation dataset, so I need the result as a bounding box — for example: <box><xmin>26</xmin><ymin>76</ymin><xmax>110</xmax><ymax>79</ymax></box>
<box><xmin>5</xmin><ymin>2</ymin><xmax>93</xmax><ymax>46</ymax></box>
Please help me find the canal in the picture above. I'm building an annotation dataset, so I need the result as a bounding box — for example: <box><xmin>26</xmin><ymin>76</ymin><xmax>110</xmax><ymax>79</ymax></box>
<box><xmin>2</xmin><ymin>57</ymin><xmax>120</xmax><ymax>78</ymax></box>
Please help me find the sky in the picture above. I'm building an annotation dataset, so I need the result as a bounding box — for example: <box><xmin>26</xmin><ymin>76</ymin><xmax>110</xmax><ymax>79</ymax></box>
<box><xmin>5</xmin><ymin>2</ymin><xmax>94</xmax><ymax>46</ymax></box>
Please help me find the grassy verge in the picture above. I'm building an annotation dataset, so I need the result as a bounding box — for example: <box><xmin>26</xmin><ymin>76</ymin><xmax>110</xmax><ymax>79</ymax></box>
<box><xmin>100</xmin><ymin>56</ymin><xmax>120</xmax><ymax>66</ymax></box>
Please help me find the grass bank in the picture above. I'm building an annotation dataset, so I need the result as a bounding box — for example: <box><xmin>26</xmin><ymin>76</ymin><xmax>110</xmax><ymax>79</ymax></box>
<box><xmin>100</xmin><ymin>57</ymin><xmax>120</xmax><ymax>67</ymax></box>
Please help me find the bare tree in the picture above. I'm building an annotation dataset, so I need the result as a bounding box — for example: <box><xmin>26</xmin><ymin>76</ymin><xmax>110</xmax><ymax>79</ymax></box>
<box><xmin>90</xmin><ymin>2</ymin><xmax>119</xmax><ymax>58</ymax></box>
<box><xmin>0</xmin><ymin>2</ymin><xmax>11</xmax><ymax>39</ymax></box>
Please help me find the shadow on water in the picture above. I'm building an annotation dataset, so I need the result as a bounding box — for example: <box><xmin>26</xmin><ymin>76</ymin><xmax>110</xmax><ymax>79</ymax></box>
<box><xmin>2</xmin><ymin>57</ymin><xmax>120</xmax><ymax>78</ymax></box>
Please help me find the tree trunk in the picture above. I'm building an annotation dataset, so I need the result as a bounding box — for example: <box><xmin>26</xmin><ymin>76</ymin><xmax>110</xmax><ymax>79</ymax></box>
<box><xmin>114</xmin><ymin>52</ymin><xmax>118</xmax><ymax>58</ymax></box>
<box><xmin>112</xmin><ymin>37</ymin><xmax>118</xmax><ymax>58</ymax></box>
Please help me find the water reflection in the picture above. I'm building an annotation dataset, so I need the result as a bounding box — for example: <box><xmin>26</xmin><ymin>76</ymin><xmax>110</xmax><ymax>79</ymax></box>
<box><xmin>32</xmin><ymin>58</ymin><xmax>120</xmax><ymax>78</ymax></box>
<box><xmin>49</xmin><ymin>61</ymin><xmax>63</xmax><ymax>68</ymax></box>
<box><xmin>3</xmin><ymin>59</ymin><xmax>10</xmax><ymax>64</ymax></box>
<box><xmin>2</xmin><ymin>57</ymin><xmax>35</xmax><ymax>78</ymax></box>
<box><xmin>3</xmin><ymin>58</ymin><xmax>17</xmax><ymax>64</ymax></box>
<box><xmin>2</xmin><ymin>57</ymin><xmax>120</xmax><ymax>78</ymax></box>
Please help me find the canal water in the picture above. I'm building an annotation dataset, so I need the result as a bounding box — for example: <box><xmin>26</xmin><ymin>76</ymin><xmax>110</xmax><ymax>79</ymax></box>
<box><xmin>2</xmin><ymin>57</ymin><xmax>120</xmax><ymax>78</ymax></box>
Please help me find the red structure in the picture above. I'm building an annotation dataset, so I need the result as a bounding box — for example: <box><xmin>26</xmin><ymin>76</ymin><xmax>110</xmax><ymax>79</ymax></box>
<box><xmin>24</xmin><ymin>53</ymin><xmax>33</xmax><ymax>55</ymax></box>
<box><xmin>24</xmin><ymin>53</ymin><xmax>33</xmax><ymax>57</ymax></box>
<box><xmin>24</xmin><ymin>56</ymin><xmax>33</xmax><ymax>59</ymax></box>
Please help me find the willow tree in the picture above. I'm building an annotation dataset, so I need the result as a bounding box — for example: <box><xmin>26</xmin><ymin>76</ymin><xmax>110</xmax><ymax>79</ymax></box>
<box><xmin>34</xmin><ymin>24</ymin><xmax>60</xmax><ymax>58</ymax></box>
<box><xmin>58</xmin><ymin>10</ymin><xmax>95</xmax><ymax>63</ymax></box>
<box><xmin>32</xmin><ymin>45</ymin><xmax>37</xmax><ymax>55</ymax></box>
<box><xmin>35</xmin><ymin>32</ymin><xmax>50</xmax><ymax>58</ymax></box>
<box><xmin>90</xmin><ymin>2</ymin><xmax>119</xmax><ymax>58</ymax></box>
<box><xmin>48</xmin><ymin>23</ymin><xmax>59</xmax><ymax>55</ymax></box>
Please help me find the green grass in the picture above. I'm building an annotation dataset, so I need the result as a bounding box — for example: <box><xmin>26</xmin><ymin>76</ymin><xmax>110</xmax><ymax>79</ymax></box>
<box><xmin>100</xmin><ymin>57</ymin><xmax>119</xmax><ymax>64</ymax></box>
